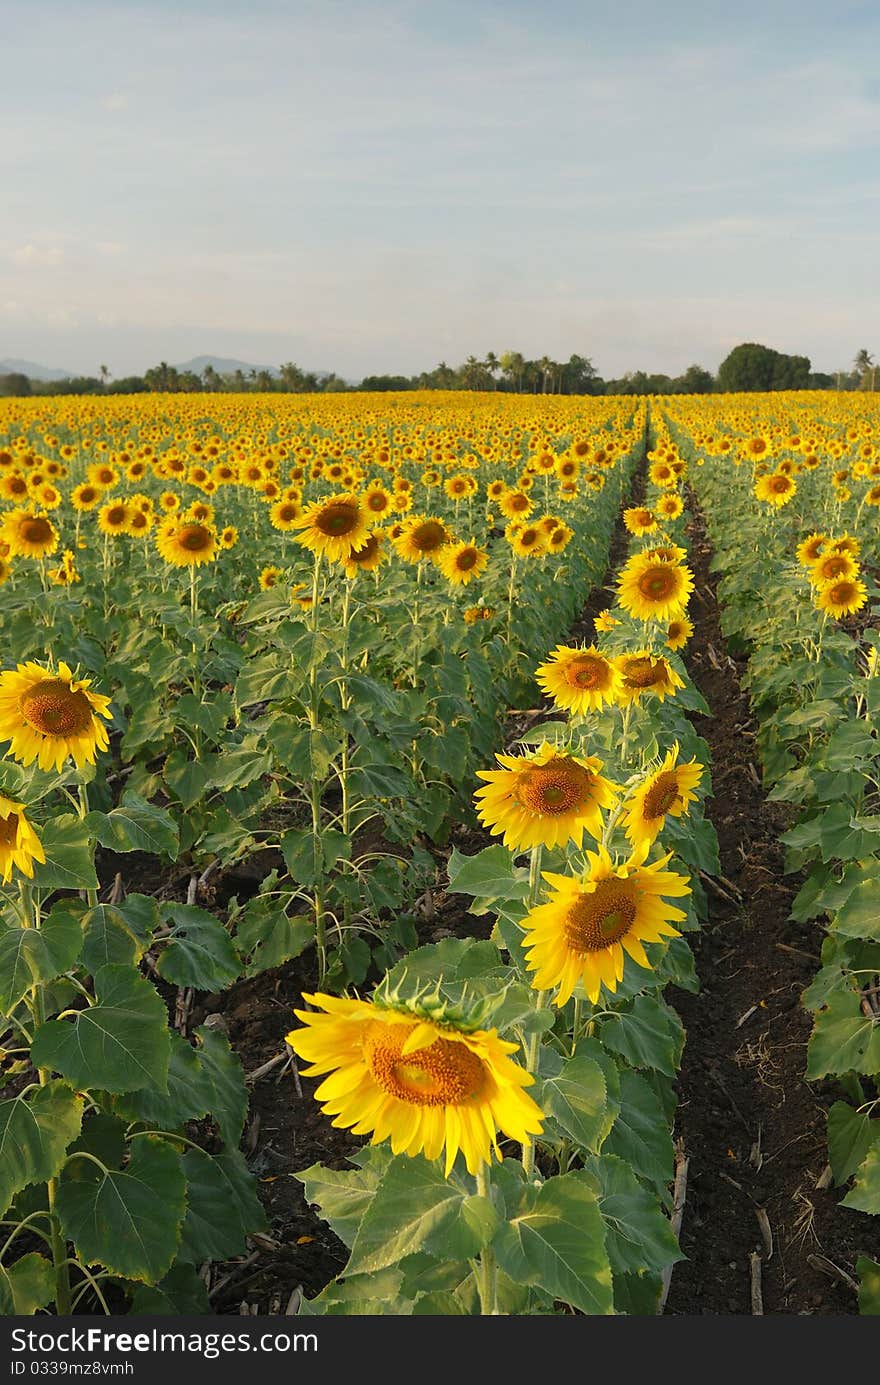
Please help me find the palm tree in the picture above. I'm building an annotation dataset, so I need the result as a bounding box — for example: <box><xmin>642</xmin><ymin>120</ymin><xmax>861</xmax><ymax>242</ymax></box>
<box><xmin>484</xmin><ymin>351</ymin><xmax>499</xmax><ymax>390</ymax></box>
<box><xmin>499</xmin><ymin>351</ymin><xmax>525</xmax><ymax>393</ymax></box>
<box><xmin>98</xmin><ymin>364</ymin><xmax>110</xmax><ymax>388</ymax></box>
<box><xmin>855</xmin><ymin>348</ymin><xmax>876</xmax><ymax>391</ymax></box>
<box><xmin>538</xmin><ymin>356</ymin><xmax>554</xmax><ymax>393</ymax></box>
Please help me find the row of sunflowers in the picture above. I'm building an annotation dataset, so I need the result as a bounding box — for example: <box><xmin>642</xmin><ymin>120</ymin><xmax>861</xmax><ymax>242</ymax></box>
<box><xmin>0</xmin><ymin>391</ymin><xmax>656</xmax><ymax>1314</ymax></box>
<box><xmin>665</xmin><ymin>392</ymin><xmax>880</xmax><ymax>1312</ymax></box>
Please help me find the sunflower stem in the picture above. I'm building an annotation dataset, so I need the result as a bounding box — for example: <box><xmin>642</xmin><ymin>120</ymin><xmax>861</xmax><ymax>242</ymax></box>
<box><xmin>77</xmin><ymin>782</ymin><xmax>99</xmax><ymax>909</ymax></box>
<box><xmin>28</xmin><ymin>964</ymin><xmax>71</xmax><ymax>1314</ymax></box>
<box><xmin>306</xmin><ymin>553</ymin><xmax>327</xmax><ymax>984</ymax></box>
<box><xmin>474</xmin><ymin>1166</ymin><xmax>499</xmax><ymax>1314</ymax></box>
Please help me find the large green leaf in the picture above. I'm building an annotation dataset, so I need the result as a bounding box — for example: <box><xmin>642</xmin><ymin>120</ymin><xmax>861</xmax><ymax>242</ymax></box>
<box><xmin>585</xmin><ymin>1153</ymin><xmax>683</xmax><ymax>1276</ymax></box>
<box><xmin>128</xmin><ymin>1261</ymin><xmax>211</xmax><ymax>1314</ymax></box>
<box><xmin>806</xmin><ymin>992</ymin><xmax>880</xmax><ymax>1079</ymax></box>
<box><xmin>604</xmin><ymin>1068</ymin><xmax>674</xmax><ymax>1192</ymax></box>
<box><xmin>346</xmin><ymin>1157</ymin><xmax>499</xmax><ymax>1275</ymax></box>
<box><xmin>298</xmin><ymin>1160</ymin><xmax>384</xmax><ymax>1248</ymax></box>
<box><xmin>493</xmin><ymin>1170</ymin><xmax>613</xmax><ymax>1315</ymax></box>
<box><xmin>0</xmin><ymin>907</ymin><xmax>82</xmax><ymax>1014</ymax></box>
<box><xmin>56</xmin><ymin>1136</ymin><xmax>186</xmax><ymax>1283</ymax></box>
<box><xmin>81</xmin><ymin>904</ymin><xmax>142</xmax><ymax>971</ymax></box>
<box><xmin>85</xmin><ymin>792</ymin><xmax>179</xmax><ymax>859</ymax></box>
<box><xmin>600</xmin><ymin>994</ymin><xmax>684</xmax><ymax>1077</ymax></box>
<box><xmin>233</xmin><ymin>898</ymin><xmax>315</xmax><ymax>978</ymax></box>
<box><xmin>446</xmin><ymin>845</ymin><xmax>529</xmax><ymax>912</ymax></box>
<box><xmin>178</xmin><ymin>1147</ymin><xmax>267</xmax><ymax>1263</ymax></box>
<box><xmin>31</xmin><ymin>964</ymin><xmax>171</xmax><ymax>1094</ymax></box>
<box><xmin>842</xmin><ymin>1147</ymin><xmax>880</xmax><ymax>1214</ymax></box>
<box><xmin>31</xmin><ymin>815</ymin><xmax>99</xmax><ymax>892</ymax></box>
<box><xmin>539</xmin><ymin>1053</ymin><xmax>613</xmax><ymax>1153</ymax></box>
<box><xmin>857</xmin><ymin>1256</ymin><xmax>880</xmax><ymax>1315</ymax></box>
<box><xmin>827</xmin><ymin>1102</ymin><xmax>880</xmax><ymax>1185</ymax></box>
<box><xmin>156</xmin><ymin>904</ymin><xmax>241</xmax><ymax>990</ymax></box>
<box><xmin>193</xmin><ymin>1025</ymin><xmax>248</xmax><ymax>1147</ymax></box>
<box><xmin>113</xmin><ymin>1030</ymin><xmax>209</xmax><ymax>1131</ymax></box>
<box><xmin>0</xmin><ymin>1253</ymin><xmax>55</xmax><ymax>1315</ymax></box>
<box><xmin>0</xmin><ymin>1082</ymin><xmax>83</xmax><ymax>1217</ymax></box>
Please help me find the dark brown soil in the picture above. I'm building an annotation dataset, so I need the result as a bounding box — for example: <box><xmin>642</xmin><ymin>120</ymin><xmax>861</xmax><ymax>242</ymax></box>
<box><xmin>664</xmin><ymin>503</ymin><xmax>879</xmax><ymax>1315</ymax></box>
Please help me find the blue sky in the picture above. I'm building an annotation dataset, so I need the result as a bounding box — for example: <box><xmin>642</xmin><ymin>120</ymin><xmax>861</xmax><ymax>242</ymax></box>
<box><xmin>3</xmin><ymin>0</ymin><xmax>879</xmax><ymax>379</ymax></box>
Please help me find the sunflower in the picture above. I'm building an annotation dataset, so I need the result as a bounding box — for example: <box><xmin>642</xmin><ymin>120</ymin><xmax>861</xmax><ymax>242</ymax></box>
<box><xmin>97</xmin><ymin>500</ymin><xmax>131</xmax><ymax>535</ymax></box>
<box><xmin>393</xmin><ymin>516</ymin><xmax>450</xmax><ymax>563</ymax></box>
<box><xmin>0</xmin><ymin>660</ymin><xmax>112</xmax><ymax>771</ymax></box>
<box><xmin>341</xmin><ymin>530</ymin><xmax>387</xmax><ymax>577</ymax></box>
<box><xmin>617</xmin><ymin>555</ymin><xmax>694</xmax><ymax>623</ymax></box>
<box><xmin>623</xmin><ymin>743</ymin><xmax>703</xmax><ymax>850</ymax></box>
<box><xmin>436</xmin><ymin>539</ymin><xmax>489</xmax><ymax>586</ymax></box>
<box><xmin>499</xmin><ymin>490</ymin><xmax>534</xmax><ymax>520</ymax></box>
<box><xmin>219</xmin><ymin>525</ymin><xmax>239</xmax><ymax>550</ymax></box>
<box><xmin>614</xmin><ymin>651</ymin><xmax>685</xmax><ymax>704</ymax></box>
<box><xmin>655</xmin><ymin>492</ymin><xmax>684</xmax><ymax>520</ymax></box>
<box><xmin>754</xmin><ymin>472</ymin><xmax>796</xmax><ymax>506</ymax></box>
<box><xmin>594</xmin><ymin>609</ymin><xmax>620</xmax><ymax>634</ymax></box>
<box><xmin>49</xmin><ymin>550</ymin><xmax>81</xmax><ymax>586</ymax></box>
<box><xmin>797</xmin><ymin>532</ymin><xmax>827</xmax><ymax>566</ymax></box>
<box><xmin>269</xmin><ymin>498</ymin><xmax>302</xmax><ymax>531</ymax></box>
<box><xmin>520</xmin><ymin>843</ymin><xmax>690</xmax><ymax>1005</ymax></box>
<box><xmin>829</xmin><ymin>535</ymin><xmax>860</xmax><ymax>557</ymax></box>
<box><xmin>286</xmin><ymin>993</ymin><xmax>543</xmax><ymax>1176</ymax></box>
<box><xmin>291</xmin><ymin>493</ymin><xmax>371</xmax><ymax>563</ymax></box>
<box><xmin>809</xmin><ymin>551</ymin><xmax>859</xmax><ymax>585</ymax></box>
<box><xmin>464</xmin><ymin>604</ymin><xmax>496</xmax><ymax>624</ymax></box>
<box><xmin>362</xmin><ymin>483</ymin><xmax>394</xmax><ymax>519</ymax></box>
<box><xmin>649</xmin><ymin>461</ymin><xmax>677</xmax><ymax>487</ymax></box>
<box><xmin>259</xmin><ymin>565</ymin><xmax>283</xmax><ymax>590</ymax></box>
<box><xmin>664</xmin><ymin>614</ymin><xmax>693</xmax><ymax>650</ymax></box>
<box><xmin>546</xmin><ymin>522</ymin><xmax>573</xmax><ymax>553</ymax></box>
<box><xmin>155</xmin><ymin>518</ymin><xmax>219</xmax><ymax>567</ymax></box>
<box><xmin>474</xmin><ymin>741</ymin><xmax>618</xmax><ymax>851</ymax></box>
<box><xmin>0</xmin><ymin>795</ymin><xmax>46</xmax><ymax>884</ymax></box>
<box><xmin>535</xmin><ymin>644</ymin><xmax>621</xmax><ymax>714</ymax></box>
<box><xmin>1</xmin><ymin>509</ymin><xmax>59</xmax><ymax>559</ymax></box>
<box><xmin>815</xmin><ymin>576</ymin><xmax>868</xmax><ymax>618</ymax></box>
<box><xmin>507</xmin><ymin>524</ymin><xmax>547</xmax><ymax>558</ymax></box>
<box><xmin>71</xmin><ymin>483</ymin><xmax>104</xmax><ymax>511</ymax></box>
<box><xmin>623</xmin><ymin>507</ymin><xmax>658</xmax><ymax>536</ymax></box>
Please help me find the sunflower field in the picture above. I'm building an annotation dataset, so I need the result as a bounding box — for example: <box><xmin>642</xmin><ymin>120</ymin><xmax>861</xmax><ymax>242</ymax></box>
<box><xmin>0</xmin><ymin>388</ymin><xmax>877</xmax><ymax>1318</ymax></box>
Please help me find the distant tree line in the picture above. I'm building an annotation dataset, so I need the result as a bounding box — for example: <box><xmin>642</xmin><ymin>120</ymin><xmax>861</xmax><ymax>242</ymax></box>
<box><xmin>0</xmin><ymin>343</ymin><xmax>873</xmax><ymax>399</ymax></box>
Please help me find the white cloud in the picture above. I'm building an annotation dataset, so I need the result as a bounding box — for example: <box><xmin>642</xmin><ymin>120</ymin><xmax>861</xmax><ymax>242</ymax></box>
<box><xmin>12</xmin><ymin>244</ymin><xmax>64</xmax><ymax>267</ymax></box>
<box><xmin>101</xmin><ymin>92</ymin><xmax>127</xmax><ymax>111</ymax></box>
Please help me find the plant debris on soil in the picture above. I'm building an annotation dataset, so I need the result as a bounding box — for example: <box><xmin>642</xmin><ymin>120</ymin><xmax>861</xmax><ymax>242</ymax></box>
<box><xmin>664</xmin><ymin>503</ymin><xmax>880</xmax><ymax>1316</ymax></box>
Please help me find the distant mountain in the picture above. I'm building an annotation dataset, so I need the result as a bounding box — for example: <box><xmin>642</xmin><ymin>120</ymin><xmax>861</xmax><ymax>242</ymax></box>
<box><xmin>173</xmin><ymin>356</ymin><xmax>280</xmax><ymax>378</ymax></box>
<box><xmin>0</xmin><ymin>358</ymin><xmax>72</xmax><ymax>381</ymax></box>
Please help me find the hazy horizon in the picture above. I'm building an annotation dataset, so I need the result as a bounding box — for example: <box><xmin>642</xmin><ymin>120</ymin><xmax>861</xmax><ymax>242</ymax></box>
<box><xmin>4</xmin><ymin>0</ymin><xmax>879</xmax><ymax>381</ymax></box>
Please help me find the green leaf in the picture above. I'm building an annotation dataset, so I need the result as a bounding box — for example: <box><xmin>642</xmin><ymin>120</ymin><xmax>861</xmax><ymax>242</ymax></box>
<box><xmin>841</xmin><ymin>1147</ymin><xmax>880</xmax><ymax>1214</ymax></box>
<box><xmin>0</xmin><ymin>1082</ymin><xmax>83</xmax><ymax>1217</ymax></box>
<box><xmin>346</xmin><ymin>1157</ymin><xmax>500</xmax><ymax>1275</ymax></box>
<box><xmin>234</xmin><ymin>899</ymin><xmax>314</xmax><ymax>978</ymax></box>
<box><xmin>193</xmin><ymin>1025</ymin><xmax>248</xmax><ymax>1147</ymax></box>
<box><xmin>299</xmin><ymin>1268</ymin><xmax>408</xmax><ymax>1316</ymax></box>
<box><xmin>129</xmin><ymin>1261</ymin><xmax>211</xmax><ymax>1315</ymax></box>
<box><xmin>446</xmin><ymin>845</ymin><xmax>530</xmax><ymax>910</ymax></box>
<box><xmin>0</xmin><ymin>1253</ymin><xmax>55</xmax><ymax>1315</ymax></box>
<box><xmin>298</xmin><ymin>1161</ymin><xmax>384</xmax><ymax>1249</ymax></box>
<box><xmin>85</xmin><ymin>792</ymin><xmax>179</xmax><ymax>859</ymax></box>
<box><xmin>113</xmin><ymin>1030</ymin><xmax>209</xmax><ymax>1131</ymax></box>
<box><xmin>156</xmin><ymin>904</ymin><xmax>241</xmax><ymax>991</ymax></box>
<box><xmin>605</xmin><ymin>1069</ymin><xmax>674</xmax><ymax>1192</ymax></box>
<box><xmin>31</xmin><ymin>814</ymin><xmax>99</xmax><ymax>892</ymax></box>
<box><xmin>827</xmin><ymin>1101</ymin><xmax>880</xmax><ymax>1185</ymax></box>
<box><xmin>280</xmin><ymin>827</ymin><xmax>324</xmax><ymax>888</ymax></box>
<box><xmin>833</xmin><ymin>880</ymin><xmax>880</xmax><ymax>941</ymax></box>
<box><xmin>0</xmin><ymin>907</ymin><xmax>82</xmax><ymax>1014</ymax></box>
<box><xmin>600</xmin><ymin>994</ymin><xmax>684</xmax><ymax>1077</ymax></box>
<box><xmin>806</xmin><ymin>992</ymin><xmax>880</xmax><ymax>1079</ymax></box>
<box><xmin>857</xmin><ymin>1256</ymin><xmax>880</xmax><ymax>1315</ymax></box>
<box><xmin>586</xmin><ymin>1153</ymin><xmax>683</xmax><ymax>1276</ymax></box>
<box><xmin>178</xmin><ymin>1146</ymin><xmax>267</xmax><ymax>1263</ymax></box>
<box><xmin>31</xmin><ymin>964</ymin><xmax>171</xmax><ymax>1094</ymax></box>
<box><xmin>81</xmin><ymin>904</ymin><xmax>142</xmax><ymax>971</ymax></box>
<box><xmin>493</xmin><ymin>1170</ymin><xmax>613</xmax><ymax>1315</ymax></box>
<box><xmin>539</xmin><ymin>1054</ymin><xmax>612</xmax><ymax>1153</ymax></box>
<box><xmin>56</xmin><ymin>1135</ymin><xmax>186</xmax><ymax>1284</ymax></box>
